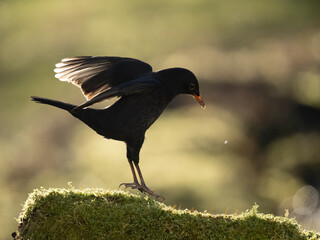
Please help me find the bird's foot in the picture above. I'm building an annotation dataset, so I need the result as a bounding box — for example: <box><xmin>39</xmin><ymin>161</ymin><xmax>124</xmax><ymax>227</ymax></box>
<box><xmin>119</xmin><ymin>182</ymin><xmax>141</xmax><ymax>190</ymax></box>
<box><xmin>138</xmin><ymin>184</ymin><xmax>165</xmax><ymax>200</ymax></box>
<box><xmin>119</xmin><ymin>182</ymin><xmax>165</xmax><ymax>200</ymax></box>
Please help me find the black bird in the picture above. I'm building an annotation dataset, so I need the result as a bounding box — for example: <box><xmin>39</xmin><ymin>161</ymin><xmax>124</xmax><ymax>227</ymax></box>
<box><xmin>31</xmin><ymin>56</ymin><xmax>205</xmax><ymax>198</ymax></box>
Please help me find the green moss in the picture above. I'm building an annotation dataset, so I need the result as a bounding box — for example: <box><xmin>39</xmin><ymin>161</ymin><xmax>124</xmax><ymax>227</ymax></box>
<box><xmin>14</xmin><ymin>188</ymin><xmax>319</xmax><ymax>240</ymax></box>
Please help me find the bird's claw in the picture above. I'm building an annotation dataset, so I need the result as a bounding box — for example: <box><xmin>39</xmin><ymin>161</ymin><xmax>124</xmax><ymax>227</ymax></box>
<box><xmin>119</xmin><ymin>182</ymin><xmax>165</xmax><ymax>200</ymax></box>
<box><xmin>148</xmin><ymin>191</ymin><xmax>165</xmax><ymax>200</ymax></box>
<box><xmin>119</xmin><ymin>182</ymin><xmax>145</xmax><ymax>193</ymax></box>
<box><xmin>119</xmin><ymin>182</ymin><xmax>140</xmax><ymax>190</ymax></box>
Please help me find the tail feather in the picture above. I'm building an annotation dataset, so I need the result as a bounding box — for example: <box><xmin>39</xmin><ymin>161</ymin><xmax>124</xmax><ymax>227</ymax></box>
<box><xmin>31</xmin><ymin>96</ymin><xmax>76</xmax><ymax>111</ymax></box>
<box><xmin>31</xmin><ymin>96</ymin><xmax>110</xmax><ymax>138</ymax></box>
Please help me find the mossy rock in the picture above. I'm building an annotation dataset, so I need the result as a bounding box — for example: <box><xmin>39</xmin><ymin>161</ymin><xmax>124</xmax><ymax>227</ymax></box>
<box><xmin>13</xmin><ymin>188</ymin><xmax>319</xmax><ymax>240</ymax></box>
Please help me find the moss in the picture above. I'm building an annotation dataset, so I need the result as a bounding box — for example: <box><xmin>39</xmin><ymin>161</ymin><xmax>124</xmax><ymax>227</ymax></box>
<box><xmin>13</xmin><ymin>188</ymin><xmax>319</xmax><ymax>240</ymax></box>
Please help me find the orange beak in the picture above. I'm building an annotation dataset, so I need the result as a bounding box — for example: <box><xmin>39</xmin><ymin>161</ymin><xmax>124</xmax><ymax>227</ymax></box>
<box><xmin>193</xmin><ymin>94</ymin><xmax>206</xmax><ymax>109</ymax></box>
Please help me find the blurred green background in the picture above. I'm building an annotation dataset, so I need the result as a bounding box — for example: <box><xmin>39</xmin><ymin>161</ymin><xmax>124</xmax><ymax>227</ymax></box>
<box><xmin>1</xmin><ymin>0</ymin><xmax>320</xmax><ymax>238</ymax></box>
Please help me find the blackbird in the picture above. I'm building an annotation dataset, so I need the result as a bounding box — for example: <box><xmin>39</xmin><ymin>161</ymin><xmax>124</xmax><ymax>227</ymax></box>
<box><xmin>31</xmin><ymin>56</ymin><xmax>205</xmax><ymax>198</ymax></box>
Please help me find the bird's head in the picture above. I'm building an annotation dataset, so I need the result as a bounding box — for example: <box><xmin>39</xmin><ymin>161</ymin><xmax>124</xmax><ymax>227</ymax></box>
<box><xmin>170</xmin><ymin>68</ymin><xmax>206</xmax><ymax>109</ymax></box>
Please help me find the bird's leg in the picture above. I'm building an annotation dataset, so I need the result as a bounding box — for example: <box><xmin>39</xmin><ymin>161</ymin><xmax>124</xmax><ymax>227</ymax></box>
<box><xmin>134</xmin><ymin>162</ymin><xmax>165</xmax><ymax>199</ymax></box>
<box><xmin>120</xmin><ymin>140</ymin><xmax>164</xmax><ymax>199</ymax></box>
<box><xmin>119</xmin><ymin>161</ymin><xmax>142</xmax><ymax>191</ymax></box>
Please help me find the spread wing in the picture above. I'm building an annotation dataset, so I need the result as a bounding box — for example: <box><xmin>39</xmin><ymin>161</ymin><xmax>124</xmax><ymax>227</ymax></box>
<box><xmin>54</xmin><ymin>56</ymin><xmax>153</xmax><ymax>100</ymax></box>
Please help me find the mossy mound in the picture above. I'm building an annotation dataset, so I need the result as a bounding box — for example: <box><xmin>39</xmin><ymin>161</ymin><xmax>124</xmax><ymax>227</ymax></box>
<box><xmin>13</xmin><ymin>188</ymin><xmax>319</xmax><ymax>240</ymax></box>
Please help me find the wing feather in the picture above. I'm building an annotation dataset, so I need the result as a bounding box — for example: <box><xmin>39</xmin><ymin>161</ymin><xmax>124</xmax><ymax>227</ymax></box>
<box><xmin>54</xmin><ymin>56</ymin><xmax>153</xmax><ymax>100</ymax></box>
<box><xmin>71</xmin><ymin>77</ymin><xmax>161</xmax><ymax>112</ymax></box>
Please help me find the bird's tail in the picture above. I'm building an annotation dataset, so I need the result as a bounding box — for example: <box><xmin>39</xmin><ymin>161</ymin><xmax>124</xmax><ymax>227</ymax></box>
<box><xmin>31</xmin><ymin>96</ymin><xmax>76</xmax><ymax>112</ymax></box>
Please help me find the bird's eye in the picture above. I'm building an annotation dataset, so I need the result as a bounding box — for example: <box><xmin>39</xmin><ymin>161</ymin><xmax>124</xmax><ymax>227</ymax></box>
<box><xmin>189</xmin><ymin>83</ymin><xmax>196</xmax><ymax>91</ymax></box>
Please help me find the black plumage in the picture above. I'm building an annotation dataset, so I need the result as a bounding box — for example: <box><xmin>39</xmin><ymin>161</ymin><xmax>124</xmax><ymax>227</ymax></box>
<box><xmin>31</xmin><ymin>56</ymin><xmax>205</xmax><ymax>198</ymax></box>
